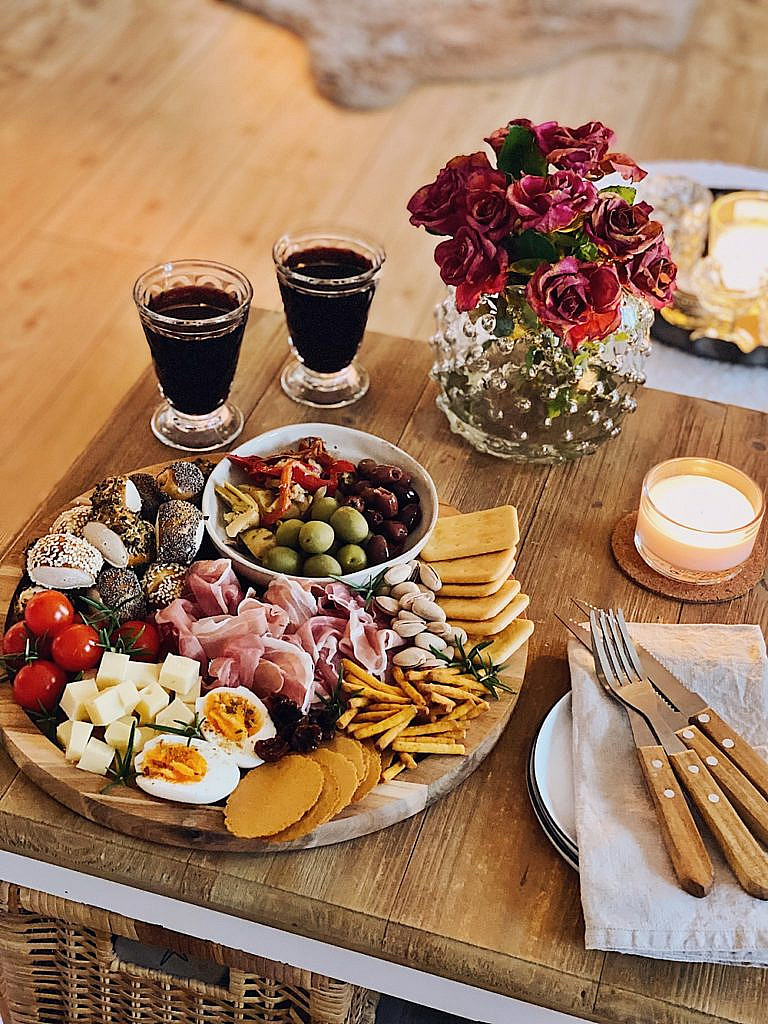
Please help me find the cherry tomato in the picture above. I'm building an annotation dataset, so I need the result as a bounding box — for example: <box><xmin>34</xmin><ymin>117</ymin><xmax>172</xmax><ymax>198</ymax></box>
<box><xmin>111</xmin><ymin>620</ymin><xmax>161</xmax><ymax>662</ymax></box>
<box><xmin>24</xmin><ymin>591</ymin><xmax>75</xmax><ymax>638</ymax></box>
<box><xmin>13</xmin><ymin>660</ymin><xmax>67</xmax><ymax>713</ymax></box>
<box><xmin>3</xmin><ymin>621</ymin><xmax>34</xmax><ymax>659</ymax></box>
<box><xmin>51</xmin><ymin>624</ymin><xmax>101</xmax><ymax>672</ymax></box>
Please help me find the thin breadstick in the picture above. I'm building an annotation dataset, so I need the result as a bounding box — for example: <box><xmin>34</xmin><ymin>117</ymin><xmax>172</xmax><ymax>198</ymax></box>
<box><xmin>341</xmin><ymin>682</ymin><xmax>407</xmax><ymax>703</ymax></box>
<box><xmin>444</xmin><ymin>701</ymin><xmax>476</xmax><ymax>721</ymax></box>
<box><xmin>382</xmin><ymin>761</ymin><xmax>406</xmax><ymax>782</ymax></box>
<box><xmin>400</xmin><ymin>719</ymin><xmax>466</xmax><ymax>737</ymax></box>
<box><xmin>392</xmin><ymin>740</ymin><xmax>466</xmax><ymax>754</ymax></box>
<box><xmin>353</xmin><ymin>710</ymin><xmax>397</xmax><ymax>723</ymax></box>
<box><xmin>376</xmin><ymin>708</ymin><xmax>418</xmax><ymax>750</ymax></box>
<box><xmin>427</xmin><ymin>683</ymin><xmax>483</xmax><ymax>702</ymax></box>
<box><xmin>350</xmin><ymin>706</ymin><xmax>416</xmax><ymax>739</ymax></box>
<box><xmin>399</xmin><ymin>752</ymin><xmax>417</xmax><ymax>770</ymax></box>
<box><xmin>392</xmin><ymin>668</ymin><xmax>427</xmax><ymax>706</ymax></box>
<box><xmin>347</xmin><ymin>697</ymin><xmax>370</xmax><ymax>708</ymax></box>
<box><xmin>336</xmin><ymin>707</ymin><xmax>357</xmax><ymax>730</ymax></box>
<box><xmin>342</xmin><ymin>659</ymin><xmax>401</xmax><ymax>695</ymax></box>
<box><xmin>380</xmin><ymin>749</ymin><xmax>394</xmax><ymax>770</ymax></box>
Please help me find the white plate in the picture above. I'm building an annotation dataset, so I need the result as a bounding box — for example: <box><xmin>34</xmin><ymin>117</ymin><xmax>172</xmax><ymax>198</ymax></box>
<box><xmin>202</xmin><ymin>423</ymin><xmax>438</xmax><ymax>586</ymax></box>
<box><xmin>529</xmin><ymin>693</ymin><xmax>578</xmax><ymax>861</ymax></box>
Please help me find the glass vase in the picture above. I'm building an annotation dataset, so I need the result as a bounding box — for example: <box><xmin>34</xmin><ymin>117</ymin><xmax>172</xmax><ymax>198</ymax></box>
<box><xmin>430</xmin><ymin>286</ymin><xmax>653</xmax><ymax>462</ymax></box>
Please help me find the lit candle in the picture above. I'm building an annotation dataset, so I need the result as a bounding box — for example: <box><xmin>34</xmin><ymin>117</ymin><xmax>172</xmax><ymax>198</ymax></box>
<box><xmin>634</xmin><ymin>458</ymin><xmax>764</xmax><ymax>584</ymax></box>
<box><xmin>708</xmin><ymin>192</ymin><xmax>768</xmax><ymax>293</ymax></box>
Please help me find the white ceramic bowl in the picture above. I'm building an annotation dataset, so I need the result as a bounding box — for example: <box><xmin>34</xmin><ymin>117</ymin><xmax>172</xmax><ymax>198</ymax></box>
<box><xmin>202</xmin><ymin>423</ymin><xmax>438</xmax><ymax>587</ymax></box>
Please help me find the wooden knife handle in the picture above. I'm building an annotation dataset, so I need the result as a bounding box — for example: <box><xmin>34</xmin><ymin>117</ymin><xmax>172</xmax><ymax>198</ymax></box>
<box><xmin>636</xmin><ymin>744</ymin><xmax>713</xmax><ymax>898</ymax></box>
<box><xmin>692</xmin><ymin>707</ymin><xmax>768</xmax><ymax>803</ymax></box>
<box><xmin>676</xmin><ymin>725</ymin><xmax>768</xmax><ymax>847</ymax></box>
<box><xmin>669</xmin><ymin>747</ymin><xmax>768</xmax><ymax>900</ymax></box>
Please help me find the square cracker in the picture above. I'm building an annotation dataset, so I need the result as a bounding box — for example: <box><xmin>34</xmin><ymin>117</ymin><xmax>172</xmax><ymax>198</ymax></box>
<box><xmin>429</xmin><ymin>546</ymin><xmax>516</xmax><ymax>585</ymax></box>
<box><xmin>439</xmin><ymin>573</ymin><xmax>511</xmax><ymax>598</ymax></box>
<box><xmin>421</xmin><ymin>506</ymin><xmax>519</xmax><ymax>563</ymax></box>
<box><xmin>451</xmin><ymin>592</ymin><xmax>530</xmax><ymax>637</ymax></box>
<box><xmin>469</xmin><ymin>618</ymin><xmax>534</xmax><ymax>665</ymax></box>
<box><xmin>437</xmin><ymin>579</ymin><xmax>521</xmax><ymax>621</ymax></box>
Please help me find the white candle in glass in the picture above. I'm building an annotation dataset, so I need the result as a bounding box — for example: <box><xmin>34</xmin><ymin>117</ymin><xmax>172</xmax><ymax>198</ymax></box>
<box><xmin>709</xmin><ymin>225</ymin><xmax>768</xmax><ymax>292</ymax></box>
<box><xmin>634</xmin><ymin>458</ymin><xmax>764</xmax><ymax>583</ymax></box>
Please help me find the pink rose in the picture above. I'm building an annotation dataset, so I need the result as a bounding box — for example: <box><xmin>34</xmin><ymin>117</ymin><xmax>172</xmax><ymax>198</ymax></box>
<box><xmin>621</xmin><ymin>238</ymin><xmax>677</xmax><ymax>309</ymax></box>
<box><xmin>407</xmin><ymin>153</ymin><xmax>493</xmax><ymax>236</ymax></box>
<box><xmin>465</xmin><ymin>169</ymin><xmax>513</xmax><ymax>241</ymax></box>
<box><xmin>599</xmin><ymin>152</ymin><xmax>647</xmax><ymax>183</ymax></box>
<box><xmin>526</xmin><ymin>256</ymin><xmax>622</xmax><ymax>350</ymax></box>
<box><xmin>484</xmin><ymin>117</ymin><xmax>535</xmax><ymax>155</ymax></box>
<box><xmin>585</xmin><ymin>197</ymin><xmax>662</xmax><ymax>258</ymax></box>
<box><xmin>434</xmin><ymin>226</ymin><xmax>509</xmax><ymax>312</ymax></box>
<box><xmin>508</xmin><ymin>171</ymin><xmax>598</xmax><ymax>233</ymax></box>
<box><xmin>532</xmin><ymin>120</ymin><xmax>615</xmax><ymax>178</ymax></box>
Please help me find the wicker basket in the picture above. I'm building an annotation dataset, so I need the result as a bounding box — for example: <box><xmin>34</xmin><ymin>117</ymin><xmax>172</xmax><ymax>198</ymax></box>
<box><xmin>0</xmin><ymin>882</ymin><xmax>378</xmax><ymax>1024</ymax></box>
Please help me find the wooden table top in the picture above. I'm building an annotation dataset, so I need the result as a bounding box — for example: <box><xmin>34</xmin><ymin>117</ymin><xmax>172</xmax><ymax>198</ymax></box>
<box><xmin>1</xmin><ymin>309</ymin><xmax>767</xmax><ymax>1024</ymax></box>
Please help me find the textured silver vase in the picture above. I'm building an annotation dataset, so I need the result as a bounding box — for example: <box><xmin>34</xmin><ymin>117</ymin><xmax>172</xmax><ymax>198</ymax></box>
<box><xmin>430</xmin><ymin>286</ymin><xmax>653</xmax><ymax>462</ymax></box>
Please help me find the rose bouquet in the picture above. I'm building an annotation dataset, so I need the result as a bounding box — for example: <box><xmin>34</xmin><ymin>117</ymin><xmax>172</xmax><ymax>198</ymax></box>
<box><xmin>408</xmin><ymin>118</ymin><xmax>676</xmax><ymax>461</ymax></box>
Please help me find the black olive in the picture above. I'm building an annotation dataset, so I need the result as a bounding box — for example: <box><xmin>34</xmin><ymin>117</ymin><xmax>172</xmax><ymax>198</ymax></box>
<box><xmin>399</xmin><ymin>503</ymin><xmax>422</xmax><ymax>532</ymax></box>
<box><xmin>382</xmin><ymin>520</ymin><xmax>408</xmax><ymax>543</ymax></box>
<box><xmin>366</xmin><ymin>534</ymin><xmax>390</xmax><ymax>565</ymax></box>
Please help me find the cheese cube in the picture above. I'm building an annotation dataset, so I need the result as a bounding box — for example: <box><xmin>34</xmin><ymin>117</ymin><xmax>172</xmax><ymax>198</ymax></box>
<box><xmin>65</xmin><ymin>721</ymin><xmax>93</xmax><ymax>763</ymax></box>
<box><xmin>126</xmin><ymin>661</ymin><xmax>162</xmax><ymax>688</ymax></box>
<box><xmin>114</xmin><ymin>680</ymin><xmax>141</xmax><ymax>715</ymax></box>
<box><xmin>154</xmin><ymin>698</ymin><xmax>195</xmax><ymax>729</ymax></box>
<box><xmin>135</xmin><ymin>682</ymin><xmax>170</xmax><ymax>725</ymax></box>
<box><xmin>76</xmin><ymin>738</ymin><xmax>115</xmax><ymax>776</ymax></box>
<box><xmin>159</xmin><ymin>653</ymin><xmax>200</xmax><ymax>696</ymax></box>
<box><xmin>96</xmin><ymin>651</ymin><xmax>130</xmax><ymax>689</ymax></box>
<box><xmin>179</xmin><ymin>675</ymin><xmax>201</xmax><ymax>704</ymax></box>
<box><xmin>60</xmin><ymin>678</ymin><xmax>99</xmax><ymax>721</ymax></box>
<box><xmin>105</xmin><ymin>717</ymin><xmax>153</xmax><ymax>755</ymax></box>
<box><xmin>85</xmin><ymin>687</ymin><xmax>127</xmax><ymax>727</ymax></box>
<box><xmin>56</xmin><ymin>720</ymin><xmax>74</xmax><ymax>750</ymax></box>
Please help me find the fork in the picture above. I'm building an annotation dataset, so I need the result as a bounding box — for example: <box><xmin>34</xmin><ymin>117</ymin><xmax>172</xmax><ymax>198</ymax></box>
<box><xmin>592</xmin><ymin>609</ymin><xmax>768</xmax><ymax>900</ymax></box>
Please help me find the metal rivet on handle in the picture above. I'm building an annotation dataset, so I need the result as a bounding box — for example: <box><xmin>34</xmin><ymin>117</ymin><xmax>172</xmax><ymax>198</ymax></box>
<box><xmin>708</xmin><ymin>793</ymin><xmax>720</xmax><ymax>803</ymax></box>
<box><xmin>698</xmin><ymin>713</ymin><xmax>711</xmax><ymax>724</ymax></box>
<box><xmin>688</xmin><ymin>764</ymin><xmax>700</xmax><ymax>774</ymax></box>
<box><xmin>651</xmin><ymin>759</ymin><xmax>663</xmax><ymax>769</ymax></box>
<box><xmin>663</xmin><ymin>789</ymin><xmax>675</xmax><ymax>799</ymax></box>
<box><xmin>705</xmin><ymin>756</ymin><xmax>718</xmax><ymax>766</ymax></box>
<box><xmin>722</xmin><ymin>738</ymin><xmax>735</xmax><ymax>749</ymax></box>
<box><xmin>682</xmin><ymin>729</ymin><xmax>694</xmax><ymax>740</ymax></box>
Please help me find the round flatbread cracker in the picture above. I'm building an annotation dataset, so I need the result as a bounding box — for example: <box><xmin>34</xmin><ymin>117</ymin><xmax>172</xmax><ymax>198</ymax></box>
<box><xmin>224</xmin><ymin>755</ymin><xmax>323</xmax><ymax>838</ymax></box>
<box><xmin>352</xmin><ymin>743</ymin><xmax>381</xmax><ymax>803</ymax></box>
<box><xmin>325</xmin><ymin>734</ymin><xmax>365</xmax><ymax>782</ymax></box>
<box><xmin>308</xmin><ymin>748</ymin><xmax>358</xmax><ymax>814</ymax></box>
<box><xmin>267</xmin><ymin>762</ymin><xmax>341</xmax><ymax>843</ymax></box>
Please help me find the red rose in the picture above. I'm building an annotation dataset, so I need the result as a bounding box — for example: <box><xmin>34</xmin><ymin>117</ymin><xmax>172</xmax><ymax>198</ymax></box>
<box><xmin>508</xmin><ymin>171</ymin><xmax>598</xmax><ymax>233</ymax></box>
<box><xmin>621</xmin><ymin>238</ymin><xmax>677</xmax><ymax>309</ymax></box>
<box><xmin>407</xmin><ymin>153</ymin><xmax>493</xmax><ymax>236</ymax></box>
<box><xmin>465</xmin><ymin>169</ymin><xmax>513</xmax><ymax>241</ymax></box>
<box><xmin>434</xmin><ymin>226</ymin><xmax>509</xmax><ymax>312</ymax></box>
<box><xmin>585</xmin><ymin>197</ymin><xmax>662</xmax><ymax>258</ymax></box>
<box><xmin>599</xmin><ymin>152</ymin><xmax>647</xmax><ymax>183</ymax></box>
<box><xmin>532</xmin><ymin>120</ymin><xmax>615</xmax><ymax>178</ymax></box>
<box><xmin>526</xmin><ymin>256</ymin><xmax>622</xmax><ymax>350</ymax></box>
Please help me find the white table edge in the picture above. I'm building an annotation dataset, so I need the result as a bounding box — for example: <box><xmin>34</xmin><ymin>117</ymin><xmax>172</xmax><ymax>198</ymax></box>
<box><xmin>0</xmin><ymin>850</ymin><xmax>587</xmax><ymax>1024</ymax></box>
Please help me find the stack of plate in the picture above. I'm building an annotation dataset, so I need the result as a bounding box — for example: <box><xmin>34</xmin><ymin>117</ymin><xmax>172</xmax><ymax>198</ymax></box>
<box><xmin>526</xmin><ymin>693</ymin><xmax>579</xmax><ymax>871</ymax></box>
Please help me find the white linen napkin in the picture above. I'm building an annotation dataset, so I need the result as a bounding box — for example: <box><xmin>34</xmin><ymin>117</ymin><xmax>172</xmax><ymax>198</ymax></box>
<box><xmin>569</xmin><ymin>622</ymin><xmax>768</xmax><ymax>964</ymax></box>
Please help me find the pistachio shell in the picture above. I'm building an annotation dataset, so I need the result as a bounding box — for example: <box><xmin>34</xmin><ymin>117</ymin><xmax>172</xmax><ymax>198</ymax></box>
<box><xmin>391</xmin><ymin>581</ymin><xmax>420</xmax><ymax>599</ymax></box>
<box><xmin>397</xmin><ymin>591</ymin><xmax>422</xmax><ymax>611</ymax></box>
<box><xmin>374</xmin><ymin>596</ymin><xmax>400</xmax><ymax>616</ymax></box>
<box><xmin>396</xmin><ymin>610</ymin><xmax>425</xmax><ymax>623</ymax></box>
<box><xmin>426</xmin><ymin>620</ymin><xmax>453</xmax><ymax>637</ymax></box>
<box><xmin>411</xmin><ymin>597</ymin><xmax>446</xmax><ymax>622</ymax></box>
<box><xmin>383</xmin><ymin>563</ymin><xmax>414</xmax><ymax>587</ymax></box>
<box><xmin>414</xmin><ymin>632</ymin><xmax>447</xmax><ymax>652</ymax></box>
<box><xmin>393</xmin><ymin>619</ymin><xmax>428</xmax><ymax>638</ymax></box>
<box><xmin>392</xmin><ymin>647</ymin><xmax>431</xmax><ymax>668</ymax></box>
<box><xmin>418</xmin><ymin>562</ymin><xmax>442</xmax><ymax>592</ymax></box>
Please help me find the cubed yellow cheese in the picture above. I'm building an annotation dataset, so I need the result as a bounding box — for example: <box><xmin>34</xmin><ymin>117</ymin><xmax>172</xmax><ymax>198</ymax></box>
<box><xmin>65</xmin><ymin>721</ymin><xmax>93</xmax><ymax>763</ymax></box>
<box><xmin>85</xmin><ymin>687</ymin><xmax>126</xmax><ymax>727</ymax></box>
<box><xmin>60</xmin><ymin>678</ymin><xmax>99</xmax><ymax>721</ymax></box>
<box><xmin>158</xmin><ymin>653</ymin><xmax>200</xmax><ymax>696</ymax></box>
<box><xmin>154</xmin><ymin>698</ymin><xmax>195</xmax><ymax>729</ymax></box>
<box><xmin>56</xmin><ymin>720</ymin><xmax>74</xmax><ymax>750</ymax></box>
<box><xmin>114</xmin><ymin>680</ymin><xmax>141</xmax><ymax>715</ymax></box>
<box><xmin>76</xmin><ymin>738</ymin><xmax>115</xmax><ymax>776</ymax></box>
<box><xmin>96</xmin><ymin>651</ymin><xmax>130</xmax><ymax>689</ymax></box>
<box><xmin>179</xmin><ymin>676</ymin><xmax>201</xmax><ymax>704</ymax></box>
<box><xmin>104</xmin><ymin>717</ymin><xmax>153</xmax><ymax>755</ymax></box>
<box><xmin>134</xmin><ymin>682</ymin><xmax>170</xmax><ymax>725</ymax></box>
<box><xmin>126</xmin><ymin>661</ymin><xmax>162</xmax><ymax>688</ymax></box>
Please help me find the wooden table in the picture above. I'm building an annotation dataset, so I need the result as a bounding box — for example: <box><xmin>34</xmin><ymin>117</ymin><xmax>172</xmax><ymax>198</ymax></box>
<box><xmin>1</xmin><ymin>309</ymin><xmax>767</xmax><ymax>1024</ymax></box>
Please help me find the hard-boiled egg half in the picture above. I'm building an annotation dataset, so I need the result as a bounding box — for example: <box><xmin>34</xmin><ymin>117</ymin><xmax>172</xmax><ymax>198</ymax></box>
<box><xmin>135</xmin><ymin>736</ymin><xmax>240</xmax><ymax>804</ymax></box>
<box><xmin>195</xmin><ymin>687</ymin><xmax>276</xmax><ymax>768</ymax></box>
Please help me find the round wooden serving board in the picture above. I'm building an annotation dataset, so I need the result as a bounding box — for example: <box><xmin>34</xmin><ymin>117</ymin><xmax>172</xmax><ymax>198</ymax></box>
<box><xmin>0</xmin><ymin>460</ymin><xmax>528</xmax><ymax>852</ymax></box>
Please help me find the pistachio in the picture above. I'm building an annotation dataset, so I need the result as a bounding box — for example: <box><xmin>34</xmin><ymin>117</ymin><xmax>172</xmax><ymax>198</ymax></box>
<box><xmin>397</xmin><ymin>591</ymin><xmax>422</xmax><ymax>611</ymax></box>
<box><xmin>418</xmin><ymin>562</ymin><xmax>442</xmax><ymax>592</ymax></box>
<box><xmin>383</xmin><ymin>563</ymin><xmax>414</xmax><ymax>587</ymax></box>
<box><xmin>414</xmin><ymin>632</ymin><xmax>447</xmax><ymax>652</ymax></box>
<box><xmin>391</xmin><ymin>581</ymin><xmax>421</xmax><ymax>599</ymax></box>
<box><xmin>393</xmin><ymin>647</ymin><xmax>432</xmax><ymax>668</ymax></box>
<box><xmin>426</xmin><ymin>620</ymin><xmax>453</xmax><ymax>637</ymax></box>
<box><xmin>374</xmin><ymin>595</ymin><xmax>401</xmax><ymax>616</ymax></box>
<box><xmin>411</xmin><ymin>597</ymin><xmax>446</xmax><ymax>622</ymax></box>
<box><xmin>393</xmin><ymin>619</ymin><xmax>428</xmax><ymax>638</ymax></box>
<box><xmin>396</xmin><ymin>609</ymin><xmax>424</xmax><ymax>623</ymax></box>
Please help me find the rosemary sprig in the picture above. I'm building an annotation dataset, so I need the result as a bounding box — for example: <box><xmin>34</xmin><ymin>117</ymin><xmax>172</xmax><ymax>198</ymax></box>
<box><xmin>0</xmin><ymin>634</ymin><xmax>47</xmax><ymax>681</ymax></box>
<box><xmin>147</xmin><ymin>713</ymin><xmax>207</xmax><ymax>746</ymax></box>
<box><xmin>316</xmin><ymin>665</ymin><xmax>348</xmax><ymax>725</ymax></box>
<box><xmin>79</xmin><ymin>596</ymin><xmax>149</xmax><ymax>658</ymax></box>
<box><xmin>102</xmin><ymin>721</ymin><xmax>137</xmax><ymax>793</ymax></box>
<box><xmin>28</xmin><ymin>699</ymin><xmax>60</xmax><ymax>743</ymax></box>
<box><xmin>432</xmin><ymin>636</ymin><xmax>514</xmax><ymax>701</ymax></box>
<box><xmin>331</xmin><ymin>569</ymin><xmax>387</xmax><ymax>610</ymax></box>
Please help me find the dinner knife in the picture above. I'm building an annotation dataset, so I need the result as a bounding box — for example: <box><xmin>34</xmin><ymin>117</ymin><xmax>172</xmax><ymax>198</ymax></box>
<box><xmin>557</xmin><ymin>613</ymin><xmax>714</xmax><ymax>897</ymax></box>
<box><xmin>566</xmin><ymin>617</ymin><xmax>768</xmax><ymax>850</ymax></box>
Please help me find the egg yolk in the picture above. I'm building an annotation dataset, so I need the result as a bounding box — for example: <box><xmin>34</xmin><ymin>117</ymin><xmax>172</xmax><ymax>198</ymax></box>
<box><xmin>205</xmin><ymin>694</ymin><xmax>263</xmax><ymax>742</ymax></box>
<box><xmin>142</xmin><ymin>743</ymin><xmax>207</xmax><ymax>783</ymax></box>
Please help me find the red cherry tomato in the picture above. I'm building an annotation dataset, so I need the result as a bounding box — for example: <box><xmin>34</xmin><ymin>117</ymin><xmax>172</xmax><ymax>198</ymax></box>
<box><xmin>111</xmin><ymin>620</ymin><xmax>161</xmax><ymax>663</ymax></box>
<box><xmin>24</xmin><ymin>591</ymin><xmax>75</xmax><ymax>638</ymax></box>
<box><xmin>13</xmin><ymin>660</ymin><xmax>67</xmax><ymax>713</ymax></box>
<box><xmin>3</xmin><ymin>621</ymin><xmax>34</xmax><ymax>659</ymax></box>
<box><xmin>51</xmin><ymin>624</ymin><xmax>101</xmax><ymax>672</ymax></box>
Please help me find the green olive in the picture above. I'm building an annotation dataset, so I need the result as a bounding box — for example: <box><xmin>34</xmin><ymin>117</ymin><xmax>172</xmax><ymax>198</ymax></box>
<box><xmin>337</xmin><ymin>544</ymin><xmax>368</xmax><ymax>574</ymax></box>
<box><xmin>262</xmin><ymin>546</ymin><xmax>302</xmax><ymax>575</ymax></box>
<box><xmin>275</xmin><ymin>518</ymin><xmax>304</xmax><ymax>549</ymax></box>
<box><xmin>310</xmin><ymin>495</ymin><xmax>340</xmax><ymax>523</ymax></box>
<box><xmin>302</xmin><ymin>553</ymin><xmax>343</xmax><ymax>578</ymax></box>
<box><xmin>298</xmin><ymin>520</ymin><xmax>335</xmax><ymax>554</ymax></box>
<box><xmin>330</xmin><ymin>506</ymin><xmax>369</xmax><ymax>544</ymax></box>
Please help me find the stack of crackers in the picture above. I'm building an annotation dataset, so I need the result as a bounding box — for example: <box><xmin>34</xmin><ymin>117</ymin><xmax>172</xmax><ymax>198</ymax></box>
<box><xmin>421</xmin><ymin>504</ymin><xmax>534</xmax><ymax>662</ymax></box>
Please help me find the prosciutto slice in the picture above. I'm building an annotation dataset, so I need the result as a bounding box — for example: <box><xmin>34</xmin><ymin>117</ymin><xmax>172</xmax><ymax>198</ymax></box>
<box><xmin>185</xmin><ymin>559</ymin><xmax>243</xmax><ymax>615</ymax></box>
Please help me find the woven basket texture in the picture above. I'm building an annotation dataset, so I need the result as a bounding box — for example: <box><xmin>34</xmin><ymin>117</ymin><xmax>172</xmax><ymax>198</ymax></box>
<box><xmin>0</xmin><ymin>883</ymin><xmax>378</xmax><ymax>1024</ymax></box>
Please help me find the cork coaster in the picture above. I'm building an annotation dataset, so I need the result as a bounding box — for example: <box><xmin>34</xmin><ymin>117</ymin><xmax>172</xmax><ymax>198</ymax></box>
<box><xmin>611</xmin><ymin>511</ymin><xmax>767</xmax><ymax>604</ymax></box>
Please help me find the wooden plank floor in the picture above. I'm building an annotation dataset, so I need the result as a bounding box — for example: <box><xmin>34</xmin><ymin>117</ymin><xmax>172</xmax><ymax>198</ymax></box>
<box><xmin>2</xmin><ymin>0</ymin><xmax>768</xmax><ymax>546</ymax></box>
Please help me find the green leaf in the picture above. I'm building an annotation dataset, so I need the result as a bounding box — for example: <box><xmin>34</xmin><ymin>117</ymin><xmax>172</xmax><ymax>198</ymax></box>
<box><xmin>508</xmin><ymin>258</ymin><xmax>543</xmax><ymax>276</ymax></box>
<box><xmin>507</xmin><ymin>229</ymin><xmax>558</xmax><ymax>264</ymax></box>
<box><xmin>599</xmin><ymin>185</ymin><xmax>636</xmax><ymax>204</ymax></box>
<box><xmin>496</xmin><ymin>125</ymin><xmax>547</xmax><ymax>179</ymax></box>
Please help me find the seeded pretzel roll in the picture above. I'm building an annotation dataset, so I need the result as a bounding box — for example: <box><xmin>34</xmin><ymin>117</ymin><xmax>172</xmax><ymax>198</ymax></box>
<box><xmin>143</xmin><ymin>562</ymin><xmax>188</xmax><ymax>611</ymax></box>
<box><xmin>191</xmin><ymin>457</ymin><xmax>217</xmax><ymax>482</ymax></box>
<box><xmin>96</xmin><ymin>566</ymin><xmax>146</xmax><ymax>623</ymax></box>
<box><xmin>84</xmin><ymin>506</ymin><xmax>156</xmax><ymax>570</ymax></box>
<box><xmin>130</xmin><ymin>472</ymin><xmax>166</xmax><ymax>521</ymax></box>
<box><xmin>90</xmin><ymin>475</ymin><xmax>142</xmax><ymax>514</ymax></box>
<box><xmin>155</xmin><ymin>461</ymin><xmax>205</xmax><ymax>504</ymax></box>
<box><xmin>50</xmin><ymin>505</ymin><xmax>92</xmax><ymax>537</ymax></box>
<box><xmin>26</xmin><ymin>533</ymin><xmax>103</xmax><ymax>589</ymax></box>
<box><xmin>156</xmin><ymin>501</ymin><xmax>204</xmax><ymax>565</ymax></box>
